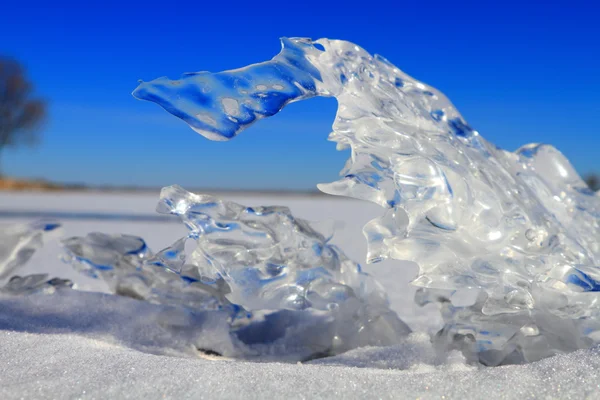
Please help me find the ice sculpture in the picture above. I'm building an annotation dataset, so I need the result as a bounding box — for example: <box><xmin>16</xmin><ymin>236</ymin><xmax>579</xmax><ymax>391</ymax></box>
<box><xmin>60</xmin><ymin>185</ymin><xmax>409</xmax><ymax>357</ymax></box>
<box><xmin>134</xmin><ymin>38</ymin><xmax>600</xmax><ymax>365</ymax></box>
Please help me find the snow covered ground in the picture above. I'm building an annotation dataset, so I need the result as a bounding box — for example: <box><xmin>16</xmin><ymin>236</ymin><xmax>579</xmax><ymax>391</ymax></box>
<box><xmin>1</xmin><ymin>190</ymin><xmax>599</xmax><ymax>399</ymax></box>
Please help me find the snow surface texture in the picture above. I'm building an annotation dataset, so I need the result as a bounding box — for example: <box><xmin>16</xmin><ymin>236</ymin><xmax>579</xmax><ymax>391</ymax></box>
<box><xmin>4</xmin><ymin>328</ymin><xmax>600</xmax><ymax>400</ymax></box>
<box><xmin>134</xmin><ymin>37</ymin><xmax>600</xmax><ymax>366</ymax></box>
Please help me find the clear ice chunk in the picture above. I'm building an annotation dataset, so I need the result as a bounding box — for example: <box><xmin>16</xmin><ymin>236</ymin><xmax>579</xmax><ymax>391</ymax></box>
<box><xmin>61</xmin><ymin>231</ymin><xmax>228</xmax><ymax>309</ymax></box>
<box><xmin>134</xmin><ymin>37</ymin><xmax>600</xmax><ymax>365</ymax></box>
<box><xmin>0</xmin><ymin>221</ymin><xmax>61</xmax><ymax>283</ymax></box>
<box><xmin>0</xmin><ymin>221</ymin><xmax>69</xmax><ymax>296</ymax></box>
<box><xmin>156</xmin><ymin>185</ymin><xmax>392</xmax><ymax>312</ymax></box>
<box><xmin>1</xmin><ymin>274</ymin><xmax>73</xmax><ymax>296</ymax></box>
<box><xmin>60</xmin><ymin>185</ymin><xmax>410</xmax><ymax>356</ymax></box>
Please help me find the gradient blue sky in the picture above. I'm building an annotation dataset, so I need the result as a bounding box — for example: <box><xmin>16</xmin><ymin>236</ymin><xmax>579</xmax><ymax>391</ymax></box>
<box><xmin>1</xmin><ymin>1</ymin><xmax>598</xmax><ymax>190</ymax></box>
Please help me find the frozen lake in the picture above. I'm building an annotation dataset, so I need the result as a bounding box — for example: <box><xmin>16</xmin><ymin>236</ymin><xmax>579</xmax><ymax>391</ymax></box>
<box><xmin>1</xmin><ymin>190</ymin><xmax>598</xmax><ymax>399</ymax></box>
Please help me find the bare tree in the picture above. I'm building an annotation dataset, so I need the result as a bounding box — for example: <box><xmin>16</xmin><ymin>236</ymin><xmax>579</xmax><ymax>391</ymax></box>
<box><xmin>0</xmin><ymin>57</ymin><xmax>46</xmax><ymax>175</ymax></box>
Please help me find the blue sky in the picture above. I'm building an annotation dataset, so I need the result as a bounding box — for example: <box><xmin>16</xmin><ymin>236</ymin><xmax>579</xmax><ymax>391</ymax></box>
<box><xmin>1</xmin><ymin>1</ymin><xmax>598</xmax><ymax>190</ymax></box>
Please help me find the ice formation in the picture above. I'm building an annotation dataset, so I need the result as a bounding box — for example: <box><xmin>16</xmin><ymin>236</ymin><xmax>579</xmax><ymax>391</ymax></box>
<box><xmin>133</xmin><ymin>37</ymin><xmax>600</xmax><ymax>365</ymax></box>
<box><xmin>3</xmin><ymin>187</ymin><xmax>408</xmax><ymax>359</ymax></box>
<box><xmin>0</xmin><ymin>221</ymin><xmax>72</xmax><ymax>296</ymax></box>
<box><xmin>0</xmin><ymin>221</ymin><xmax>61</xmax><ymax>284</ymax></box>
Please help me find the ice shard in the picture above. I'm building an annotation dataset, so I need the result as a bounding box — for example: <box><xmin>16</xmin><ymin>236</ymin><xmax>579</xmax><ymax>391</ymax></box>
<box><xmin>0</xmin><ymin>221</ymin><xmax>61</xmax><ymax>283</ymax></box>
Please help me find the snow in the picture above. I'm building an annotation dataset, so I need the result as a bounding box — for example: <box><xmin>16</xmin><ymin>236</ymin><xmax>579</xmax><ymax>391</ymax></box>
<box><xmin>3</xmin><ymin>328</ymin><xmax>600</xmax><ymax>399</ymax></box>
<box><xmin>1</xmin><ymin>191</ymin><xmax>599</xmax><ymax>399</ymax></box>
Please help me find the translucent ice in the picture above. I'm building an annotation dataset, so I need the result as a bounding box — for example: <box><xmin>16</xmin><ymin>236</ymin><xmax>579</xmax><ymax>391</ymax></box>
<box><xmin>1</xmin><ymin>274</ymin><xmax>73</xmax><ymax>296</ymax></box>
<box><xmin>0</xmin><ymin>221</ymin><xmax>69</xmax><ymax>296</ymax></box>
<box><xmin>0</xmin><ymin>221</ymin><xmax>61</xmax><ymax>283</ymax></box>
<box><xmin>61</xmin><ymin>231</ymin><xmax>228</xmax><ymax>309</ymax></box>
<box><xmin>60</xmin><ymin>185</ymin><xmax>410</xmax><ymax>357</ymax></box>
<box><xmin>134</xmin><ymin>38</ymin><xmax>600</xmax><ymax>365</ymax></box>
